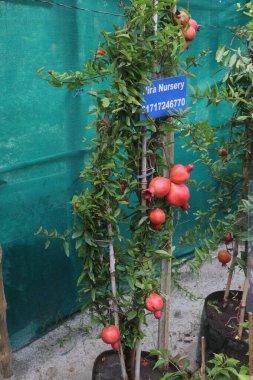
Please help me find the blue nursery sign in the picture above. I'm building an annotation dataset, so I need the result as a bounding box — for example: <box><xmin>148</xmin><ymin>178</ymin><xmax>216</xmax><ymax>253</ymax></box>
<box><xmin>141</xmin><ymin>75</ymin><xmax>187</xmax><ymax>119</ymax></box>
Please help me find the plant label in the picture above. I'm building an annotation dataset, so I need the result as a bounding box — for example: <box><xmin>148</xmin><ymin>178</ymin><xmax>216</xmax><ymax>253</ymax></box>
<box><xmin>141</xmin><ymin>75</ymin><xmax>187</xmax><ymax>119</ymax></box>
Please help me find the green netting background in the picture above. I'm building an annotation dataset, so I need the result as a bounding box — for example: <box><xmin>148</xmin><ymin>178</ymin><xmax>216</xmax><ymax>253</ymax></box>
<box><xmin>0</xmin><ymin>0</ymin><xmax>246</xmax><ymax>350</ymax></box>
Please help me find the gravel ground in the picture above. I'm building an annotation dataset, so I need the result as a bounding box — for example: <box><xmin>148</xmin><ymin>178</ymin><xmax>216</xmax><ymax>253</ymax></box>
<box><xmin>6</xmin><ymin>252</ymin><xmax>244</xmax><ymax>380</ymax></box>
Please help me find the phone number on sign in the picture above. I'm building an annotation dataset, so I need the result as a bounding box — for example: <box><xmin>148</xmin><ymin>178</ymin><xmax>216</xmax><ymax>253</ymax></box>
<box><xmin>142</xmin><ymin>98</ymin><xmax>186</xmax><ymax>113</ymax></box>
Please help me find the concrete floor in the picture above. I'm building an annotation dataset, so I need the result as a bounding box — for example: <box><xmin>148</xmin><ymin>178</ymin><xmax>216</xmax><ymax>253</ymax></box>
<box><xmin>7</xmin><ymin>252</ymin><xmax>244</xmax><ymax>380</ymax></box>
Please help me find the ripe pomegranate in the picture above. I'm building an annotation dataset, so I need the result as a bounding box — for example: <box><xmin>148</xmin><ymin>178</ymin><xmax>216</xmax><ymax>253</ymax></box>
<box><xmin>48</xmin><ymin>70</ymin><xmax>52</xmax><ymax>75</ymax></box>
<box><xmin>169</xmin><ymin>164</ymin><xmax>194</xmax><ymax>185</ymax></box>
<box><xmin>189</xmin><ymin>19</ymin><xmax>200</xmax><ymax>31</ymax></box>
<box><xmin>217</xmin><ymin>250</ymin><xmax>231</xmax><ymax>266</ymax></box>
<box><xmin>101</xmin><ymin>326</ymin><xmax>120</xmax><ymax>344</ymax></box>
<box><xmin>111</xmin><ymin>342</ymin><xmax>120</xmax><ymax>352</ymax></box>
<box><xmin>167</xmin><ymin>183</ymin><xmax>190</xmax><ymax>207</ymax></box>
<box><xmin>183</xmin><ymin>26</ymin><xmax>196</xmax><ymax>41</ymax></box>
<box><xmin>145</xmin><ymin>294</ymin><xmax>163</xmax><ymax>312</ymax></box>
<box><xmin>218</xmin><ymin>148</ymin><xmax>228</xmax><ymax>157</ymax></box>
<box><xmin>149</xmin><ymin>208</ymin><xmax>166</xmax><ymax>225</ymax></box>
<box><xmin>154</xmin><ymin>310</ymin><xmax>163</xmax><ymax>319</ymax></box>
<box><xmin>74</xmin><ymin>203</ymin><xmax>80</xmax><ymax>210</ymax></box>
<box><xmin>223</xmin><ymin>233</ymin><xmax>233</xmax><ymax>244</ymax></box>
<box><xmin>141</xmin><ymin>360</ymin><xmax>149</xmax><ymax>367</ymax></box>
<box><xmin>176</xmin><ymin>10</ymin><xmax>189</xmax><ymax>26</ymax></box>
<box><xmin>142</xmin><ymin>177</ymin><xmax>171</xmax><ymax>201</ymax></box>
<box><xmin>151</xmin><ymin>224</ymin><xmax>161</xmax><ymax>231</ymax></box>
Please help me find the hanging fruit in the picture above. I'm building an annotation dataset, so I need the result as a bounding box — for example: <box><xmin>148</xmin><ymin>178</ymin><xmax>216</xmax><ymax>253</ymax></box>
<box><xmin>217</xmin><ymin>250</ymin><xmax>231</xmax><ymax>266</ymax></box>
<box><xmin>169</xmin><ymin>164</ymin><xmax>194</xmax><ymax>185</ymax></box>
<box><xmin>182</xmin><ymin>26</ymin><xmax>196</xmax><ymax>41</ymax></box>
<box><xmin>145</xmin><ymin>294</ymin><xmax>164</xmax><ymax>312</ymax></box>
<box><xmin>189</xmin><ymin>19</ymin><xmax>200</xmax><ymax>31</ymax></box>
<box><xmin>149</xmin><ymin>208</ymin><xmax>166</xmax><ymax>225</ymax></box>
<box><xmin>176</xmin><ymin>10</ymin><xmax>189</xmax><ymax>27</ymax></box>
<box><xmin>154</xmin><ymin>310</ymin><xmax>163</xmax><ymax>319</ymax></box>
<box><xmin>218</xmin><ymin>148</ymin><xmax>228</xmax><ymax>157</ymax></box>
<box><xmin>111</xmin><ymin>342</ymin><xmax>120</xmax><ymax>352</ymax></box>
<box><xmin>101</xmin><ymin>326</ymin><xmax>120</xmax><ymax>344</ymax></box>
<box><xmin>223</xmin><ymin>233</ymin><xmax>233</xmax><ymax>244</ymax></box>
<box><xmin>166</xmin><ymin>183</ymin><xmax>190</xmax><ymax>208</ymax></box>
<box><xmin>142</xmin><ymin>177</ymin><xmax>171</xmax><ymax>202</ymax></box>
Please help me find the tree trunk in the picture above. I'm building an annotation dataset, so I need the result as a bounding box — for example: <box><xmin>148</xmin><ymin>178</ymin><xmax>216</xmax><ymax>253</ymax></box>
<box><xmin>0</xmin><ymin>245</ymin><xmax>12</xmax><ymax>378</ymax></box>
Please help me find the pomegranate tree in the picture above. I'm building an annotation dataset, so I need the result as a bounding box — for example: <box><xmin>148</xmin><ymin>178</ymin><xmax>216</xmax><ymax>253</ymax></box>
<box><xmin>38</xmin><ymin>1</ymin><xmax>202</xmax><ymax>379</ymax></box>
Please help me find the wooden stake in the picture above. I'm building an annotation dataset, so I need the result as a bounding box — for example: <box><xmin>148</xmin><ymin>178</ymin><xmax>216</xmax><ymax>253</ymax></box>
<box><xmin>223</xmin><ymin>238</ymin><xmax>239</xmax><ymax>308</ymax></box>
<box><xmin>249</xmin><ymin>312</ymin><xmax>253</xmax><ymax>376</ymax></box>
<box><xmin>0</xmin><ymin>245</ymin><xmax>12</xmax><ymax>379</ymax></box>
<box><xmin>158</xmin><ymin>131</ymin><xmax>174</xmax><ymax>353</ymax></box>
<box><xmin>134</xmin><ymin>129</ymin><xmax>148</xmax><ymax>380</ymax></box>
<box><xmin>238</xmin><ymin>277</ymin><xmax>249</xmax><ymax>340</ymax></box>
<box><xmin>108</xmin><ymin>225</ymin><xmax>127</xmax><ymax>380</ymax></box>
<box><xmin>200</xmin><ymin>336</ymin><xmax>206</xmax><ymax>380</ymax></box>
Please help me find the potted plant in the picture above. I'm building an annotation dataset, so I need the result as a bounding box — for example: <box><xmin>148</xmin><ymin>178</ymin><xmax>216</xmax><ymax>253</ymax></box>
<box><xmin>178</xmin><ymin>1</ymin><xmax>253</xmax><ymax>363</ymax></box>
<box><xmin>37</xmin><ymin>1</ymin><xmax>202</xmax><ymax>378</ymax></box>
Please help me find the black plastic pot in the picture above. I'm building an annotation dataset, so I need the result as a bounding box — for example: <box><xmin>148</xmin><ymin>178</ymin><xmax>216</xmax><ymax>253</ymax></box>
<box><xmin>197</xmin><ymin>290</ymin><xmax>248</xmax><ymax>363</ymax></box>
<box><xmin>92</xmin><ymin>350</ymin><xmax>184</xmax><ymax>380</ymax></box>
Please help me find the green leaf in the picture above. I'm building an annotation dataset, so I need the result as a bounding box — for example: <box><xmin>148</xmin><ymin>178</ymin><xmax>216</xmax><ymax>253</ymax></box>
<box><xmin>37</xmin><ymin>66</ymin><xmax>46</xmax><ymax>73</ymax></box>
<box><xmin>127</xmin><ymin>310</ymin><xmax>137</xmax><ymax>320</ymax></box>
<box><xmin>102</xmin><ymin>97</ymin><xmax>110</xmax><ymax>108</ymax></box>
<box><xmin>63</xmin><ymin>241</ymin><xmax>70</xmax><ymax>257</ymax></box>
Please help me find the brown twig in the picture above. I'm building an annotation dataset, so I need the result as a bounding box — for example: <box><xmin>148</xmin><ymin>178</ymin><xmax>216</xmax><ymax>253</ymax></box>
<box><xmin>201</xmin><ymin>336</ymin><xmax>206</xmax><ymax>380</ymax></box>
<box><xmin>238</xmin><ymin>277</ymin><xmax>249</xmax><ymax>339</ymax></box>
<box><xmin>0</xmin><ymin>245</ymin><xmax>12</xmax><ymax>378</ymax></box>
<box><xmin>249</xmin><ymin>312</ymin><xmax>253</xmax><ymax>376</ymax></box>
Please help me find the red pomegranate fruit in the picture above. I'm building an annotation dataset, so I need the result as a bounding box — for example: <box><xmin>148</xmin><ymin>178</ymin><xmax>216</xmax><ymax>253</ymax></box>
<box><xmin>218</xmin><ymin>148</ymin><xmax>228</xmax><ymax>157</ymax></box>
<box><xmin>142</xmin><ymin>177</ymin><xmax>171</xmax><ymax>201</ymax></box>
<box><xmin>223</xmin><ymin>233</ymin><xmax>233</xmax><ymax>244</ymax></box>
<box><xmin>183</xmin><ymin>26</ymin><xmax>196</xmax><ymax>41</ymax></box>
<box><xmin>151</xmin><ymin>224</ymin><xmax>161</xmax><ymax>231</ymax></box>
<box><xmin>101</xmin><ymin>326</ymin><xmax>120</xmax><ymax>344</ymax></box>
<box><xmin>189</xmin><ymin>19</ymin><xmax>200</xmax><ymax>31</ymax></box>
<box><xmin>176</xmin><ymin>10</ymin><xmax>189</xmax><ymax>26</ymax></box>
<box><xmin>154</xmin><ymin>310</ymin><xmax>163</xmax><ymax>319</ymax></box>
<box><xmin>145</xmin><ymin>294</ymin><xmax>163</xmax><ymax>312</ymax></box>
<box><xmin>111</xmin><ymin>342</ymin><xmax>120</xmax><ymax>352</ymax></box>
<box><xmin>167</xmin><ymin>183</ymin><xmax>190</xmax><ymax>207</ymax></box>
<box><xmin>217</xmin><ymin>250</ymin><xmax>231</xmax><ymax>266</ymax></box>
<box><xmin>149</xmin><ymin>208</ymin><xmax>166</xmax><ymax>225</ymax></box>
<box><xmin>169</xmin><ymin>164</ymin><xmax>194</xmax><ymax>185</ymax></box>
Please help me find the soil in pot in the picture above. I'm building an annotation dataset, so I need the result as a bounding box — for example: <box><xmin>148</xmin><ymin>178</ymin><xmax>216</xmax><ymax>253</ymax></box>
<box><xmin>198</xmin><ymin>290</ymin><xmax>248</xmax><ymax>363</ymax></box>
<box><xmin>92</xmin><ymin>350</ymin><xmax>185</xmax><ymax>380</ymax></box>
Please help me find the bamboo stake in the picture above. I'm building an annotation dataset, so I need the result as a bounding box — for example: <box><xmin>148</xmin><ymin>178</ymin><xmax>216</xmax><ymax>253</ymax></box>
<box><xmin>200</xmin><ymin>336</ymin><xmax>206</xmax><ymax>380</ymax></box>
<box><xmin>158</xmin><ymin>131</ymin><xmax>174</xmax><ymax>353</ymax></box>
<box><xmin>0</xmin><ymin>245</ymin><xmax>12</xmax><ymax>379</ymax></box>
<box><xmin>108</xmin><ymin>224</ymin><xmax>127</xmax><ymax>380</ymax></box>
<box><xmin>223</xmin><ymin>238</ymin><xmax>239</xmax><ymax>308</ymax></box>
<box><xmin>249</xmin><ymin>312</ymin><xmax>253</xmax><ymax>376</ymax></box>
<box><xmin>238</xmin><ymin>277</ymin><xmax>249</xmax><ymax>340</ymax></box>
<box><xmin>134</xmin><ymin>130</ymin><xmax>147</xmax><ymax>380</ymax></box>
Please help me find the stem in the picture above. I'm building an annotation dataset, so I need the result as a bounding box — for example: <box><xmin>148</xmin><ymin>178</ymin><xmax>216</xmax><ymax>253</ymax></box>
<box><xmin>0</xmin><ymin>245</ymin><xmax>12</xmax><ymax>379</ymax></box>
<box><xmin>201</xmin><ymin>337</ymin><xmax>206</xmax><ymax>380</ymax></box>
<box><xmin>238</xmin><ymin>277</ymin><xmax>249</xmax><ymax>340</ymax></box>
<box><xmin>249</xmin><ymin>312</ymin><xmax>253</xmax><ymax>376</ymax></box>
<box><xmin>108</xmin><ymin>224</ymin><xmax>127</xmax><ymax>380</ymax></box>
<box><xmin>158</xmin><ymin>131</ymin><xmax>174</xmax><ymax>353</ymax></box>
<box><xmin>223</xmin><ymin>238</ymin><xmax>239</xmax><ymax>308</ymax></box>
